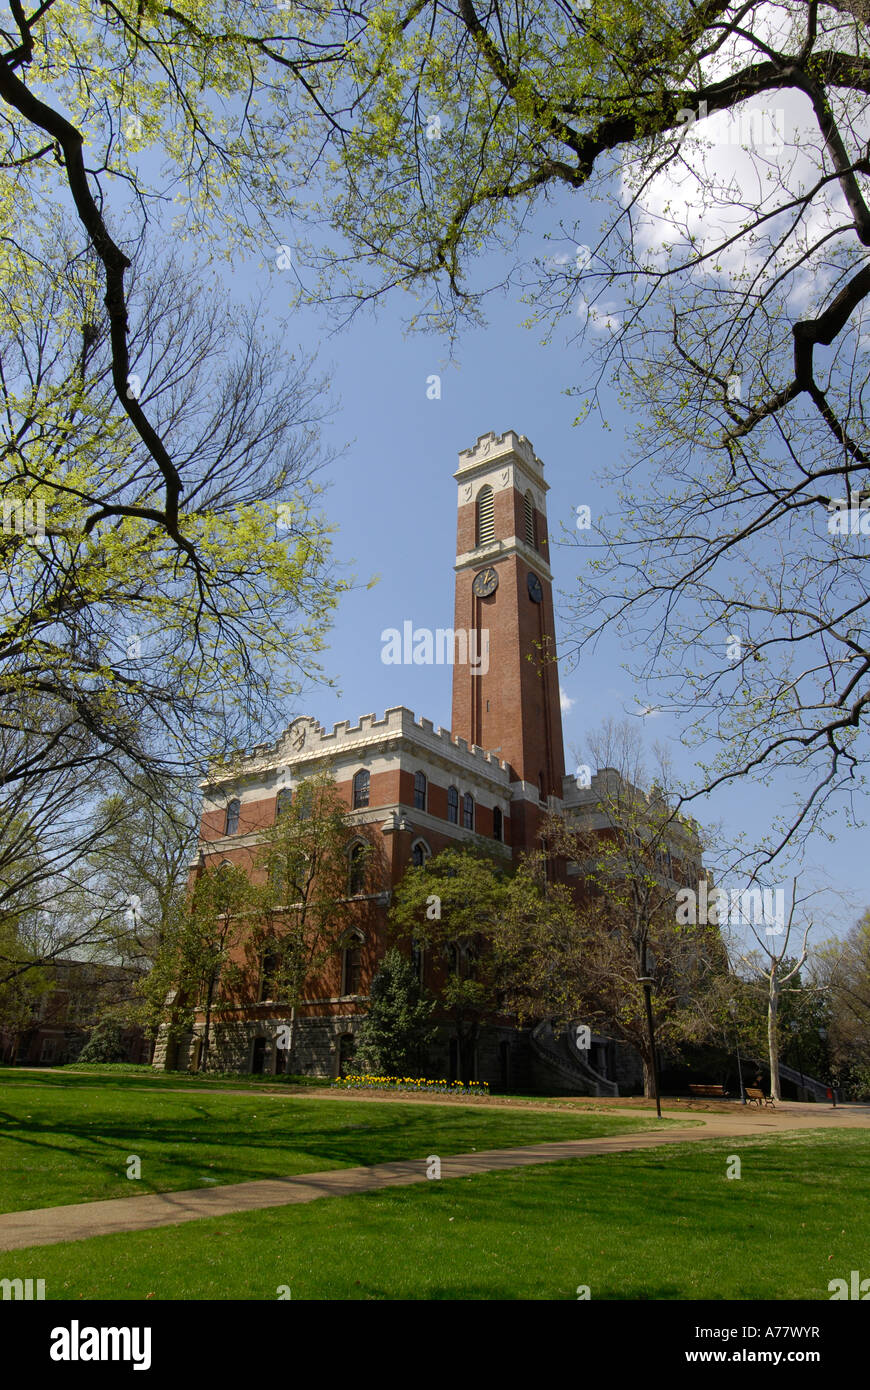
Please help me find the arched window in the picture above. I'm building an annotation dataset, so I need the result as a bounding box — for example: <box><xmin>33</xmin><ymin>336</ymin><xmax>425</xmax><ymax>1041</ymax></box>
<box><xmin>447</xmin><ymin>786</ymin><xmax>459</xmax><ymax>824</ymax></box>
<box><xmin>225</xmin><ymin>799</ymin><xmax>240</xmax><ymax>835</ymax></box>
<box><xmin>348</xmin><ymin>842</ymin><xmax>367</xmax><ymax>895</ymax></box>
<box><xmin>524</xmin><ymin>491</ymin><xmax>536</xmax><ymax>549</ymax></box>
<box><xmin>411</xmin><ymin>839</ymin><xmax>431</xmax><ymax>868</ymax></box>
<box><xmin>276</xmin><ymin>787</ymin><xmax>293</xmax><ymax>818</ymax></box>
<box><xmin>447</xmin><ymin>943</ymin><xmax>460</xmax><ymax>976</ymax></box>
<box><xmin>296</xmin><ymin>783</ymin><xmax>312</xmax><ymax>820</ymax></box>
<box><xmin>352</xmin><ymin>768</ymin><xmax>370</xmax><ymax>808</ymax></box>
<box><xmin>476</xmin><ymin>485</ymin><xmax>495</xmax><ymax>545</ymax></box>
<box><xmin>414</xmin><ymin>770</ymin><xmax>427</xmax><ymax>811</ymax></box>
<box><xmin>493</xmin><ymin>806</ymin><xmax>503</xmax><ymax>842</ymax></box>
<box><xmin>342</xmin><ymin>934</ymin><xmax>364</xmax><ymax>996</ymax></box>
<box><xmin>462</xmin><ymin>793</ymin><xmax>474</xmax><ymax>830</ymax></box>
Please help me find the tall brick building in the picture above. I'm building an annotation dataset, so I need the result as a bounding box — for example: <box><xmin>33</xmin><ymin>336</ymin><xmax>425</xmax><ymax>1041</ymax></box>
<box><xmin>156</xmin><ymin>431</ymin><xmax>699</xmax><ymax>1092</ymax></box>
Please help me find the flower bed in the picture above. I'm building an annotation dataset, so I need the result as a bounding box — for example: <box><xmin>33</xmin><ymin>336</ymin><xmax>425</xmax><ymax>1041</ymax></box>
<box><xmin>332</xmin><ymin>1074</ymin><xmax>490</xmax><ymax>1095</ymax></box>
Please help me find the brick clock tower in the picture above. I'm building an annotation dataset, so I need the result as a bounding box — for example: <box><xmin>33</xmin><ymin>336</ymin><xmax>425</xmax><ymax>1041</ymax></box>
<box><xmin>451</xmin><ymin>430</ymin><xmax>566</xmax><ymax>852</ymax></box>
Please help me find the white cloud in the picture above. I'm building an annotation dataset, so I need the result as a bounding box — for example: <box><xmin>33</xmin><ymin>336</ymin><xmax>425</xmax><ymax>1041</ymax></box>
<box><xmin>575</xmin><ymin>295</ymin><xmax>621</xmax><ymax>333</ymax></box>
<box><xmin>560</xmin><ymin>686</ymin><xmax>575</xmax><ymax>713</ymax></box>
<box><xmin>635</xmin><ymin>705</ymin><xmax>661</xmax><ymax>719</ymax></box>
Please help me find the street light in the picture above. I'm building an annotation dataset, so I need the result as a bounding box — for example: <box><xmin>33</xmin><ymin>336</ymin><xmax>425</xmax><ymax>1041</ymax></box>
<box><xmin>637</xmin><ymin>975</ymin><xmax>661</xmax><ymax>1119</ymax></box>
<box><xmin>790</xmin><ymin>1020</ymin><xmax>806</xmax><ymax>1101</ymax></box>
<box><xmin>728</xmin><ymin>1000</ymin><xmax>746</xmax><ymax>1104</ymax></box>
<box><xmin>818</xmin><ymin>1027</ymin><xmax>836</xmax><ymax>1108</ymax></box>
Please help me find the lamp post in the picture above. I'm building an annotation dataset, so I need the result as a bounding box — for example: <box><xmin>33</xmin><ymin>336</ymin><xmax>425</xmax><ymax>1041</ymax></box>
<box><xmin>790</xmin><ymin>1020</ymin><xmax>806</xmax><ymax>1101</ymax></box>
<box><xmin>637</xmin><ymin>975</ymin><xmax>661</xmax><ymax>1118</ymax></box>
<box><xmin>818</xmin><ymin>1027</ymin><xmax>836</xmax><ymax>1108</ymax></box>
<box><xmin>728</xmin><ymin>1000</ymin><xmax>746</xmax><ymax>1104</ymax></box>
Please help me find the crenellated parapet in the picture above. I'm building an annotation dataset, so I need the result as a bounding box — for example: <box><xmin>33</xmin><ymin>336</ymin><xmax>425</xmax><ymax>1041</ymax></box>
<box><xmin>202</xmin><ymin>705</ymin><xmax>511</xmax><ymax>802</ymax></box>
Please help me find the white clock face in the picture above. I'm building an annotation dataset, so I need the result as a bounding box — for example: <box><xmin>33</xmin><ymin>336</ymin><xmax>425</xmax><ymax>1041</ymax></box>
<box><xmin>527</xmin><ymin>572</ymin><xmax>543</xmax><ymax>603</ymax></box>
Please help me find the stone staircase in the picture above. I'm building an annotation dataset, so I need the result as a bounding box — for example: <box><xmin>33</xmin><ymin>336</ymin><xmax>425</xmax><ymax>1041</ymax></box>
<box><xmin>530</xmin><ymin>1020</ymin><xmax>620</xmax><ymax>1097</ymax></box>
<box><xmin>747</xmin><ymin>1057</ymin><xmax>831</xmax><ymax>1102</ymax></box>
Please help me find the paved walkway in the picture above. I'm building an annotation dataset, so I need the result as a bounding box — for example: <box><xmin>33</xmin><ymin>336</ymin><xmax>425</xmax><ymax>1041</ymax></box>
<box><xmin>1</xmin><ymin>1102</ymin><xmax>867</xmax><ymax>1253</ymax></box>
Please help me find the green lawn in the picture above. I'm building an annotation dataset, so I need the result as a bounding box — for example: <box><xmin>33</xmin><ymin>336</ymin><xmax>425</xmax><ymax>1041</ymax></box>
<box><xmin>0</xmin><ymin>1072</ymin><xmax>677</xmax><ymax>1213</ymax></box>
<box><xmin>0</xmin><ymin>1130</ymin><xmax>863</xmax><ymax>1299</ymax></box>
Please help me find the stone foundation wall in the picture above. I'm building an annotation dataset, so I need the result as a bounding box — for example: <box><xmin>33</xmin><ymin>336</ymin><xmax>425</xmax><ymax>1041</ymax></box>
<box><xmin>152</xmin><ymin>1015</ymin><xmax>637</xmax><ymax>1095</ymax></box>
<box><xmin>153</xmin><ymin>1016</ymin><xmax>361</xmax><ymax>1077</ymax></box>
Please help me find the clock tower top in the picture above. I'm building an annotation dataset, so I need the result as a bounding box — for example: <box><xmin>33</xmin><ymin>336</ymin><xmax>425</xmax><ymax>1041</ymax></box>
<box><xmin>451</xmin><ymin>430</ymin><xmax>565</xmax><ymax>849</ymax></box>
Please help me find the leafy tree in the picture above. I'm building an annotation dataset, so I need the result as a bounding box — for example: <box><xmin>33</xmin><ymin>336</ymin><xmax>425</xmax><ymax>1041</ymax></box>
<box><xmin>389</xmin><ymin>846</ymin><xmax>508</xmax><ymax>1082</ymax></box>
<box><xmin>75</xmin><ymin>1018</ymin><xmax>128</xmax><ymax>1064</ymax></box>
<box><xmin>729</xmin><ymin>879</ymin><xmax>820</xmax><ymax>1100</ymax></box>
<box><xmin>0</xmin><ymin>945</ymin><xmax>48</xmax><ymax>1063</ymax></box>
<box><xmin>87</xmin><ymin>771</ymin><xmax>200</xmax><ymax>974</ymax></box>
<box><xmin>144</xmin><ymin>861</ymin><xmax>255</xmax><ymax>1073</ymax></box>
<box><xmin>812</xmin><ymin>910</ymin><xmax>870</xmax><ymax>1097</ymax></box>
<box><xmin>2</xmin><ymin>237</ymin><xmax>343</xmax><ymax>796</ymax></box>
<box><xmin>249</xmin><ymin>773</ymin><xmax>383</xmax><ymax>1068</ymax></box>
<box><xmin>534</xmin><ymin>721</ymin><xmax>725</xmax><ymax>1095</ymax></box>
<box><xmin>353</xmin><ymin>946</ymin><xmax>437</xmax><ymax>1075</ymax></box>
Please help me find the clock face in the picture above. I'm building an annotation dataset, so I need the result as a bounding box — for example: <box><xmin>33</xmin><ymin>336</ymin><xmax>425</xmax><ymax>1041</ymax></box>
<box><xmin>527</xmin><ymin>571</ymin><xmax>543</xmax><ymax>604</ymax></box>
<box><xmin>472</xmin><ymin>566</ymin><xmax>499</xmax><ymax>598</ymax></box>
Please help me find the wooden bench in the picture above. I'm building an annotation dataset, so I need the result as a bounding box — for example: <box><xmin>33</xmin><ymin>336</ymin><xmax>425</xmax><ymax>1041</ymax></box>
<box><xmin>745</xmin><ymin>1087</ymin><xmax>775</xmax><ymax>1108</ymax></box>
<box><xmin>689</xmin><ymin>1084</ymin><xmax>729</xmax><ymax>1098</ymax></box>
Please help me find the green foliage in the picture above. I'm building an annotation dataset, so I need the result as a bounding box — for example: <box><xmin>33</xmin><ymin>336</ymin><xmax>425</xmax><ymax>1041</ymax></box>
<box><xmin>813</xmin><ymin>912</ymin><xmax>870</xmax><ymax>1099</ymax></box>
<box><xmin>75</xmin><ymin>1019</ymin><xmax>129</xmax><ymax>1064</ymax></box>
<box><xmin>142</xmin><ymin>860</ymin><xmax>256</xmax><ymax>1071</ymax></box>
<box><xmin>250</xmin><ymin>772</ymin><xmax>379</xmax><ymax>1016</ymax></box>
<box><xmin>353</xmin><ymin>947</ymin><xmax>437</xmax><ymax>1076</ymax></box>
<box><xmin>389</xmin><ymin>846</ymin><xmax>510</xmax><ymax>1081</ymax></box>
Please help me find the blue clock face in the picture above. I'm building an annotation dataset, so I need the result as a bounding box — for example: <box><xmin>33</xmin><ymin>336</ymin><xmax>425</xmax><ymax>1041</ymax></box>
<box><xmin>472</xmin><ymin>566</ymin><xmax>499</xmax><ymax>598</ymax></box>
<box><xmin>527</xmin><ymin>571</ymin><xmax>543</xmax><ymax>603</ymax></box>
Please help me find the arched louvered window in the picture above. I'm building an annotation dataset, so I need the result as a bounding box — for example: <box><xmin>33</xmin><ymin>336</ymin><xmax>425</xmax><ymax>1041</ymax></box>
<box><xmin>352</xmin><ymin>769</ymin><xmax>370</xmax><ymax>809</ymax></box>
<box><xmin>462</xmin><ymin>793</ymin><xmax>474</xmax><ymax>830</ymax></box>
<box><xmin>411</xmin><ymin>839</ymin><xmax>430</xmax><ymax>868</ymax></box>
<box><xmin>447</xmin><ymin>786</ymin><xmax>459</xmax><ymax>824</ymax></box>
<box><xmin>493</xmin><ymin>806</ymin><xmax>503</xmax><ymax>842</ymax></box>
<box><xmin>225</xmin><ymin>799</ymin><xmax>240</xmax><ymax>835</ymax></box>
<box><xmin>476</xmin><ymin>485</ymin><xmax>495</xmax><ymax>545</ymax></box>
<box><xmin>524</xmin><ymin>491</ymin><xmax>536</xmax><ymax>549</ymax></box>
<box><xmin>276</xmin><ymin>787</ymin><xmax>293</xmax><ymax>818</ymax></box>
<box><xmin>348</xmin><ymin>842</ymin><xmax>367</xmax><ymax>895</ymax></box>
<box><xmin>414</xmin><ymin>770</ymin><xmax>427</xmax><ymax>811</ymax></box>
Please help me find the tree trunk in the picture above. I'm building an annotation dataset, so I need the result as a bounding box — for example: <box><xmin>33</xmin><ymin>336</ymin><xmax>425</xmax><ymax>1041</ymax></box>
<box><xmin>768</xmin><ymin>970</ymin><xmax>781</xmax><ymax>1101</ymax></box>
<box><xmin>201</xmin><ymin>975</ymin><xmax>215</xmax><ymax>1074</ymax></box>
<box><xmin>287</xmin><ymin>1004</ymin><xmax>296</xmax><ymax>1074</ymax></box>
<box><xmin>642</xmin><ymin>1052</ymin><xmax>655</xmax><ymax>1098</ymax></box>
